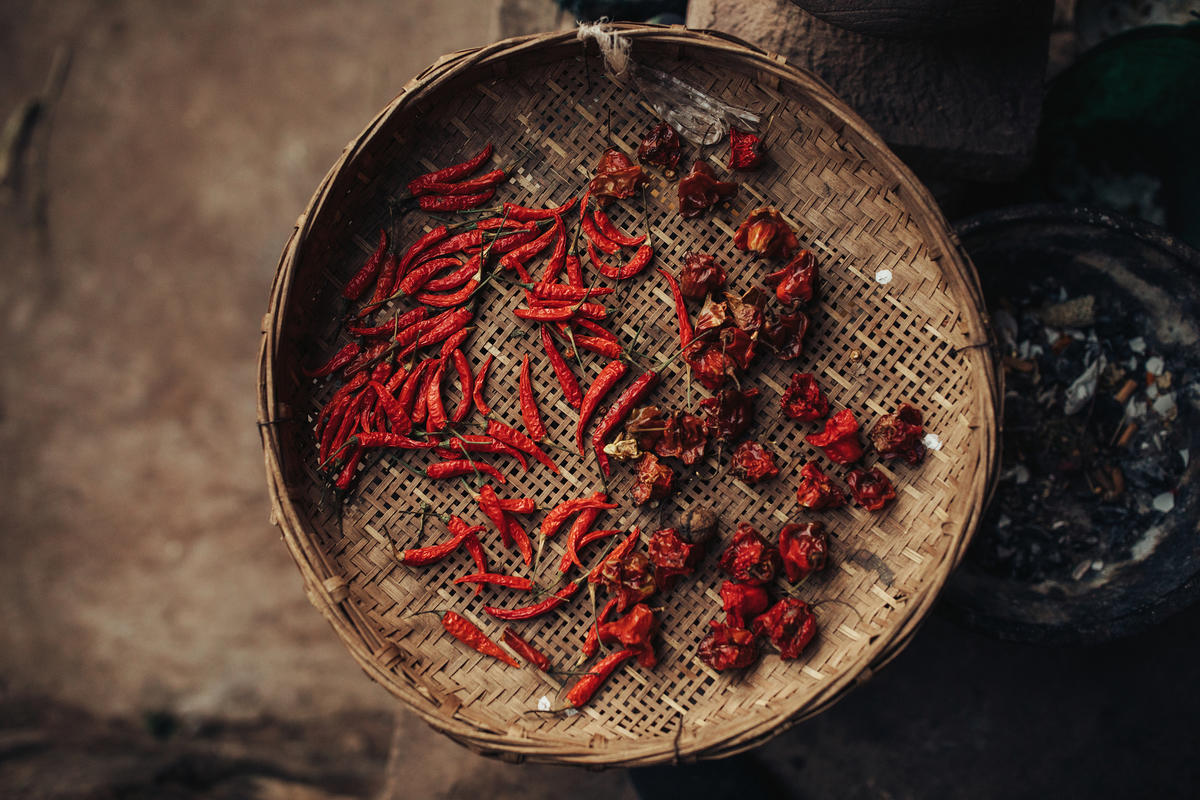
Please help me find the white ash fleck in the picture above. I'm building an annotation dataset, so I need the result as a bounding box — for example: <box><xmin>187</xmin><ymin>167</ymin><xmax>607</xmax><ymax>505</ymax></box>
<box><xmin>1147</xmin><ymin>384</ymin><xmax>1159</xmax><ymax>400</ymax></box>
<box><xmin>1146</xmin><ymin>355</ymin><xmax>1165</xmax><ymax>376</ymax></box>
<box><xmin>1091</xmin><ymin>560</ymin><xmax>1104</xmax><ymax>571</ymax></box>
<box><xmin>537</xmin><ymin>695</ymin><xmax>552</xmax><ymax>711</ymax></box>
<box><xmin>1153</xmin><ymin>392</ymin><xmax>1177</xmax><ymax>417</ymax></box>
<box><xmin>1070</xmin><ymin>330</ymin><xmax>1087</xmax><ymax>341</ymax></box>
<box><xmin>997</xmin><ymin>514</ymin><xmax>1011</xmax><ymax>528</ymax></box>
<box><xmin>1129</xmin><ymin>336</ymin><xmax>1147</xmax><ymax>353</ymax></box>
<box><xmin>1182</xmin><ymin>449</ymin><xmax>1190</xmax><ymax>467</ymax></box>
<box><xmin>1052</xmin><ymin>520</ymin><xmax>1069</xmax><ymax>530</ymax></box>
<box><xmin>1000</xmin><ymin>464</ymin><xmax>1031</xmax><ymax>484</ymax></box>
<box><xmin>1127</xmin><ymin>356</ymin><xmax>1140</xmax><ymax>371</ymax></box>
<box><xmin>994</xmin><ymin>310</ymin><xmax>1019</xmax><ymax>349</ymax></box>
<box><xmin>922</xmin><ymin>433</ymin><xmax>942</xmax><ymax>451</ymax></box>
<box><xmin>1030</xmin><ymin>344</ymin><xmax>1044</xmax><ymax>357</ymax></box>
<box><xmin>1044</xmin><ymin>326</ymin><xmax>1060</xmax><ymax>343</ymax></box>
<box><xmin>1152</xmin><ymin>492</ymin><xmax>1175</xmax><ymax>513</ymax></box>
<box><xmin>565</xmin><ymin>708</ymin><xmax>579</xmax><ymax>717</ymax></box>
<box><xmin>1018</xmin><ymin>340</ymin><xmax>1031</xmax><ymax>360</ymax></box>
<box><xmin>875</xmin><ymin>269</ymin><xmax>893</xmax><ymax>285</ymax></box>
<box><xmin>1064</xmin><ymin>355</ymin><xmax>1105</xmax><ymax>415</ymax></box>
<box><xmin>1126</xmin><ymin>399</ymin><xmax>1147</xmax><ymax>419</ymax></box>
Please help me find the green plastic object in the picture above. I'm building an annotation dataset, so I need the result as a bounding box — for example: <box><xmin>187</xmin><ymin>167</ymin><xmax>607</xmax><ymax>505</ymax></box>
<box><xmin>1036</xmin><ymin>23</ymin><xmax>1200</xmax><ymax>247</ymax></box>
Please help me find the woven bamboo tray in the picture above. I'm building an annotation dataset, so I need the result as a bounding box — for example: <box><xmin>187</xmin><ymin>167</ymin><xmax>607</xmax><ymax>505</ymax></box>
<box><xmin>257</xmin><ymin>24</ymin><xmax>998</xmax><ymax>766</ymax></box>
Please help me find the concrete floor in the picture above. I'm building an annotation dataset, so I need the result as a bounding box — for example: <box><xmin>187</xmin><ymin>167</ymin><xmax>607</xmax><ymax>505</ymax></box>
<box><xmin>4</xmin><ymin>2</ymin><xmax>1200</xmax><ymax>798</ymax></box>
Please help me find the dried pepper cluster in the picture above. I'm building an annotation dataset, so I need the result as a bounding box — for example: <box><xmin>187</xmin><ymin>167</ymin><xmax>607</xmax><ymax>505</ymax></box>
<box><xmin>699</xmin><ymin>521</ymin><xmax>828</xmax><ymax>671</ymax></box>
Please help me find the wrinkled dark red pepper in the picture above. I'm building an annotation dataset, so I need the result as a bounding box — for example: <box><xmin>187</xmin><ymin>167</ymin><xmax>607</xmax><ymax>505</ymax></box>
<box><xmin>677</xmin><ymin>161</ymin><xmax>738</xmax><ymax>219</ymax></box>
<box><xmin>781</xmin><ymin>372</ymin><xmax>829</xmax><ymax>422</ymax></box>
<box><xmin>795</xmin><ymin>462</ymin><xmax>848</xmax><ymax>510</ymax></box>
<box><xmin>806</xmin><ymin>409</ymin><xmax>863</xmax><ymax>465</ymax></box>
<box><xmin>718</xmin><ymin>326</ymin><xmax>757</xmax><ymax>371</ymax></box>
<box><xmin>730</xmin><ymin>440</ymin><xmax>780</xmax><ymax>484</ymax></box>
<box><xmin>589</xmin><ymin>148</ymin><xmax>648</xmax><ymax>202</ymax></box>
<box><xmin>870</xmin><ymin>403</ymin><xmax>927</xmax><ymax>465</ymax></box>
<box><xmin>654</xmin><ymin>412</ymin><xmax>708</xmax><ymax>466</ymax></box>
<box><xmin>596</xmin><ymin>548</ymin><xmax>657</xmax><ymax>612</ymax></box>
<box><xmin>693</xmin><ymin>294</ymin><xmax>728</xmax><ymax>337</ymax></box>
<box><xmin>717</xmin><ymin>523</ymin><xmax>780</xmax><ymax>586</ymax></box>
<box><xmin>627</xmin><ymin>406</ymin><xmax>667</xmax><ymax>451</ymax></box>
<box><xmin>632</xmin><ymin>452</ymin><xmax>675</xmax><ymax>505</ymax></box>
<box><xmin>597</xmin><ymin>603</ymin><xmax>658</xmax><ymax>668</ymax></box>
<box><xmin>698</xmin><ymin>620</ymin><xmax>759</xmax><ymax>671</ymax></box>
<box><xmin>719</xmin><ymin>580</ymin><xmax>769</xmax><ymax>628</ymax></box>
<box><xmin>733</xmin><ymin>207</ymin><xmax>799</xmax><ymax>261</ymax></box>
<box><xmin>778</xmin><ymin>521</ymin><xmax>829</xmax><ymax>582</ymax></box>
<box><xmin>683</xmin><ymin>335</ymin><xmax>738</xmax><ymax>391</ymax></box>
<box><xmin>763</xmin><ymin>307</ymin><xmax>810</xmax><ymax>361</ymax></box>
<box><xmin>679</xmin><ymin>252</ymin><xmax>727</xmax><ymax>299</ymax></box>
<box><xmin>847</xmin><ymin>467</ymin><xmax>897</xmax><ymax>511</ymax></box>
<box><xmin>646</xmin><ymin>527</ymin><xmax>702</xmax><ymax>591</ymax></box>
<box><xmin>765</xmin><ymin>249</ymin><xmax>817</xmax><ymax>306</ymax></box>
<box><xmin>725</xmin><ymin>288</ymin><xmax>768</xmax><ymax>335</ymax></box>
<box><xmin>752</xmin><ymin>598</ymin><xmax>818</xmax><ymax>660</ymax></box>
<box><xmin>699</xmin><ymin>387</ymin><xmax>759</xmax><ymax>442</ymax></box>
<box><xmin>636</xmin><ymin>121</ymin><xmax>683</xmax><ymax>169</ymax></box>
<box><xmin>728</xmin><ymin>128</ymin><xmax>764</xmax><ymax>170</ymax></box>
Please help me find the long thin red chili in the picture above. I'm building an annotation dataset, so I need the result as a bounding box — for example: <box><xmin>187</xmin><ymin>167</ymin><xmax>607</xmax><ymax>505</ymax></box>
<box><xmin>591</xmin><ymin>241</ymin><xmax>654</xmax><ymax>280</ymax></box>
<box><xmin>540</xmin><ymin>325</ymin><xmax>582</xmax><ymax>408</ymax></box>
<box><xmin>502</xmin><ymin>197</ymin><xmax>576</xmax><ymax>222</ymax></box>
<box><xmin>450</xmin><ymin>349</ymin><xmax>474</xmax><ymax>423</ymax></box>
<box><xmin>334</xmin><ymin>444</ymin><xmax>364</xmax><ymax>490</ymax></box>
<box><xmin>566</xmin><ymin>648</ymin><xmax>637</xmax><ymax>707</ymax></box>
<box><xmin>347</xmin><ymin>307</ymin><xmax>429</xmax><ymax>339</ymax></box>
<box><xmin>658</xmin><ymin>268</ymin><xmax>693</xmax><ymax>348</ymax></box>
<box><xmin>461</xmin><ymin>530</ymin><xmax>489</xmax><ymax>582</ymax></box>
<box><xmin>398</xmin><ymin>359</ymin><xmax>431</xmax><ymax>418</ymax></box>
<box><xmin>540</xmin><ymin>493</ymin><xmax>616</xmax><ymax>539</ymax></box>
<box><xmin>421</xmin><ymin>258</ymin><xmax>478</xmax><ymax>293</ymax></box>
<box><xmin>454</xmin><ymin>573</ymin><xmax>534</xmax><ymax>591</ymax></box>
<box><xmin>418</xmin><ymin>189</ymin><xmax>495</xmax><ymax>212</ymax></box>
<box><xmin>399</xmin><ymin>522</ymin><xmax>470</xmax><ymax>565</ymax></box>
<box><xmin>304</xmin><ymin>341</ymin><xmax>359</xmax><ymax>378</ymax></box>
<box><xmin>560</xmin><ymin>507</ymin><xmax>603</xmax><ymax>573</ymax></box>
<box><xmin>569</xmin><ymin>333</ymin><xmax>622</xmax><ymax>360</ymax></box>
<box><xmin>502</xmin><ymin>628</ymin><xmax>552</xmax><ymax>671</ymax></box>
<box><xmin>343</xmin><ymin>228</ymin><xmax>388</xmax><ymax>300</ymax></box>
<box><xmin>477</xmin><ymin>484</ymin><xmax>508</xmax><ymax>536</ymax></box>
<box><xmin>439</xmin><ymin>327</ymin><xmax>472</xmax><ymax>360</ymax></box>
<box><xmin>441</xmin><ymin>609</ymin><xmax>520</xmax><ymax>668</ymax></box>
<box><xmin>565</xmin><ymin>254</ymin><xmax>584</xmax><ymax>287</ymax></box>
<box><xmin>425</xmin><ymin>360</ymin><xmax>448</xmax><ymax>432</ymax></box>
<box><xmin>415</xmin><ymin>168</ymin><xmax>505</xmax><ymax>197</ymax></box>
<box><xmin>519</xmin><ymin>354</ymin><xmax>548</xmax><ymax>441</ymax></box>
<box><xmin>390</xmin><ymin>225</ymin><xmax>450</xmax><ymax>294</ymax></box>
<box><xmin>572</xmin><ymin>318</ymin><xmax>618</xmax><ymax>342</ymax></box>
<box><xmin>415</xmin><ymin>308</ymin><xmax>473</xmax><ymax>349</ymax></box>
<box><xmin>472</xmin><ymin>354</ymin><xmax>494</xmax><ymax>417</ymax></box>
<box><xmin>506</xmin><ymin>516</ymin><xmax>533</xmax><ymax>566</ymax></box>
<box><xmin>582</xmin><ymin>597</ymin><xmax>619</xmax><ymax>660</ymax></box>
<box><xmin>576</xmin><ymin>360</ymin><xmax>628</xmax><ymax>456</ymax></box>
<box><xmin>484</xmin><ymin>580</ymin><xmax>581</xmax><ymax>621</ymax></box>
<box><xmin>530</xmin><ymin>283</ymin><xmax>614</xmax><ymax>301</ymax></box>
<box><xmin>499</xmin><ymin>497</ymin><xmax>536</xmax><ymax>514</ymax></box>
<box><xmin>352</xmin><ymin>431</ymin><xmax>439</xmax><ymax>450</ymax></box>
<box><xmin>499</xmin><ymin>224</ymin><xmax>557</xmax><ymax>273</ymax></box>
<box><xmin>486</xmin><ymin>419</ymin><xmax>558</xmax><ymax>474</ymax></box>
<box><xmin>592</xmin><ymin>207</ymin><xmax>645</xmax><ymax>247</ymax></box>
<box><xmin>368</xmin><ymin>254</ymin><xmax>400</xmax><ymax>306</ymax></box>
<box><xmin>368</xmin><ymin>380</ymin><xmax>412</xmax><ymax>435</ymax></box>
<box><xmin>540</xmin><ymin>214</ymin><xmax>568</xmax><ymax>283</ymax></box>
<box><xmin>591</xmin><ymin>370</ymin><xmax>660</xmax><ymax>477</ymax></box>
<box><xmin>408</xmin><ymin>143</ymin><xmax>493</xmax><ymax>195</ymax></box>
<box><xmin>427</xmin><ymin>459</ymin><xmax>507</xmax><ymax>483</ymax></box>
<box><xmin>582</xmin><ymin>213</ymin><xmax>620</xmax><ymax>255</ymax></box>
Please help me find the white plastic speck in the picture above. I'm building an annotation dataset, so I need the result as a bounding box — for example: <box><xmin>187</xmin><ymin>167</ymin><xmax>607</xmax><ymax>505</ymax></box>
<box><xmin>537</xmin><ymin>695</ymin><xmax>551</xmax><ymax>712</ymax></box>
<box><xmin>1129</xmin><ymin>337</ymin><xmax>1146</xmax><ymax>354</ymax></box>
<box><xmin>1181</xmin><ymin>449</ymin><xmax>1190</xmax><ymax>467</ymax></box>
<box><xmin>875</xmin><ymin>269</ymin><xmax>893</xmax><ymax>285</ymax></box>
<box><xmin>1146</xmin><ymin>356</ymin><xmax>1165</xmax><ymax>376</ymax></box>
<box><xmin>565</xmin><ymin>708</ymin><xmax>579</xmax><ymax>717</ymax></box>
<box><xmin>922</xmin><ymin>433</ymin><xmax>942</xmax><ymax>451</ymax></box>
<box><xmin>1152</xmin><ymin>492</ymin><xmax>1175</xmax><ymax>513</ymax></box>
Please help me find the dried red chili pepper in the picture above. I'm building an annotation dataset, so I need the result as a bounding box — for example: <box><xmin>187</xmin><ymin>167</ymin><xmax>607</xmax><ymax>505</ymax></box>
<box><xmin>417</xmin><ymin>279</ymin><xmax>479</xmax><ymax>307</ymax></box>
<box><xmin>397</xmin><ymin>360</ymin><xmax>431</xmax><ymax>419</ymax></box>
<box><xmin>352</xmin><ymin>431</ymin><xmax>440</xmax><ymax>450</ymax></box>
<box><xmin>682</xmin><ymin>337</ymin><xmax>737</xmax><ymax>392</ymax></box>
<box><xmin>719</xmin><ymin>581</ymin><xmax>769</xmax><ymax>628</ymax></box>
<box><xmin>450</xmin><ymin>349</ymin><xmax>474</xmax><ymax>423</ymax></box>
<box><xmin>730</xmin><ymin>440</ymin><xmax>780</xmax><ymax>484</ymax></box>
<box><xmin>751</xmin><ymin>598</ymin><xmax>817</xmax><ymax>660</ymax></box>
<box><xmin>588</xmin><ymin>527</ymin><xmax>640</xmax><ymax>585</ymax></box>
<box><xmin>540</xmin><ymin>492</ymin><xmax>616</xmax><ymax>539</ymax></box>
<box><xmin>399</xmin><ymin>517</ymin><xmax>478</xmax><ymax>565</ymax></box>
<box><xmin>646</xmin><ymin>528</ymin><xmax>701</xmax><ymax>591</ymax></box>
<box><xmin>507</xmin><ymin>516</ymin><xmax>534</xmax><ymax>566</ymax></box>
<box><xmin>582</xmin><ymin>212</ymin><xmax>620</xmax><ymax>255</ymax></box>
<box><xmin>870</xmin><ymin>403</ymin><xmax>927</xmax><ymax>465</ymax></box>
<box><xmin>486</xmin><ymin>418</ymin><xmax>558</xmax><ymax>473</ymax></box>
<box><xmin>415</xmin><ymin>308</ymin><xmax>473</xmax><ymax>349</ymax></box>
<box><xmin>569</xmin><ymin>332</ymin><xmax>622</xmax><ymax>359</ymax></box>
<box><xmin>346</xmin><ymin>306</ymin><xmax>429</xmax><ymax>339</ymax></box>
<box><xmin>502</xmin><ymin>628</ymin><xmax>552</xmax><ymax>671</ymax></box>
<box><xmin>454</xmin><ymin>573</ymin><xmax>534</xmax><ymax>591</ymax></box>
<box><xmin>693</xmin><ymin>294</ymin><xmax>728</xmax><ymax>337</ymax></box>
<box><xmin>471</xmin><ymin>354</ymin><xmax>493</xmax><ymax>417</ymax></box>
<box><xmin>632</xmin><ymin>452</ymin><xmax>675</xmax><ymax>505</ymax></box>
<box><xmin>806</xmin><ymin>409</ymin><xmax>863</xmax><ymax>465</ymax></box>
<box><xmin>441</xmin><ymin>610</ymin><xmax>520</xmax><ymax>668</ymax></box>
<box><xmin>484</xmin><ymin>580</ymin><xmax>581</xmax><ymax>621</ymax></box>
<box><xmin>596</xmin><ymin>548</ymin><xmax>657</xmax><ymax>612</ymax></box>
<box><xmin>576</xmin><ymin>360</ymin><xmax>628</xmax><ymax>456</ymax></box>
<box><xmin>590</xmin><ymin>370</ymin><xmax>660</xmax><ymax>477</ymax></box>
<box><xmin>625</xmin><ymin>406</ymin><xmax>666</xmax><ymax>451</ymax></box>
<box><xmin>590</xmin><ymin>241</ymin><xmax>655</xmax><ymax>281</ymax></box>
<box><xmin>500</xmin><ymin>224</ymin><xmax>558</xmax><ymax>274</ymax></box>
<box><xmin>718</xmin><ymin>523</ymin><xmax>780</xmax><ymax>586</ymax></box>
<box><xmin>679</xmin><ymin>252</ymin><xmax>727</xmax><ymax>299</ymax></box>
<box><xmin>514</xmin><ymin>304</ymin><xmax>606</xmax><ymax>322</ymax></box>
<box><xmin>510</xmin><ymin>354</ymin><xmax>546</xmax><ymax>442</ymax></box>
<box><xmin>540</xmin><ymin>325</ymin><xmax>582</xmax><ymax>408</ymax></box>
<box><xmin>582</xmin><ymin>596</ymin><xmax>619</xmax><ymax>660</ymax></box>
<box><xmin>566</xmin><ymin>647</ymin><xmax>637</xmax><ymax>707</ymax></box>
<box><xmin>477</xmin><ymin>483</ymin><xmax>508</xmax><ymax>534</ymax></box>
<box><xmin>343</xmin><ymin>340</ymin><xmax>389</xmax><ymax>378</ymax></box>
<box><xmin>367</xmin><ymin>254</ymin><xmax>400</xmax><ymax>307</ymax></box>
<box><xmin>368</xmin><ymin>380</ymin><xmax>411</xmax><ymax>435</ymax></box>
<box><xmin>418</xmin><ymin>189</ymin><xmax>495</xmax><ymax>212</ymax></box>
<box><xmin>778</xmin><ymin>522</ymin><xmax>829</xmax><ymax>582</ymax></box>
<box><xmin>333</xmin><ymin>444</ymin><xmax>364</xmax><ymax>490</ymax></box>
<box><xmin>305</xmin><ymin>341</ymin><xmax>359</xmax><ymax>378</ymax></box>
<box><xmin>461</xmin><ymin>528</ymin><xmax>489</xmax><ymax>578</ymax></box>
<box><xmin>734</xmin><ymin>207</ymin><xmax>799</xmax><ymax>261</ymax></box>
<box><xmin>592</xmin><ymin>207</ymin><xmax>645</xmax><ymax>247</ymax></box>
<box><xmin>501</xmin><ymin>197</ymin><xmax>577</xmax><ymax>222</ymax></box>
<box><xmin>718</xmin><ymin>326</ymin><xmax>757</xmax><ymax>371</ymax></box>
<box><xmin>847</xmin><ymin>467</ymin><xmax>897</xmax><ymax>511</ymax></box>
<box><xmin>408</xmin><ymin>142</ymin><xmax>493</xmax><ymax>195</ymax></box>
<box><xmin>390</xmin><ymin>225</ymin><xmax>450</xmax><ymax>294</ymax></box>
<box><xmin>426</xmin><ymin>459</ymin><xmax>506</xmax><ymax>484</ymax></box>
<box><xmin>560</xmin><ymin>507</ymin><xmax>603</xmax><ymax>573</ymax></box>
<box><xmin>572</xmin><ymin>317</ymin><xmax>618</xmax><ymax>342</ymax></box>
<box><xmin>565</xmin><ymin>254</ymin><xmax>584</xmax><ymax>287</ymax></box>
<box><xmin>699</xmin><ymin>387</ymin><xmax>759</xmax><ymax>442</ymax></box>
<box><xmin>441</xmin><ymin>326</ymin><xmax>474</xmax><ymax>360</ymax></box>
<box><xmin>414</xmin><ymin>167</ymin><xmax>505</xmax><ymax>197</ymax></box>
<box><xmin>763</xmin><ymin>306</ymin><xmax>810</xmax><ymax>361</ymax></box>
<box><xmin>495</xmin><ymin>496</ymin><xmax>536</xmax><ymax>515</ymax></box>
<box><xmin>781</xmin><ymin>373</ymin><xmax>828</xmax><ymax>422</ymax></box>
<box><xmin>795</xmin><ymin>462</ymin><xmax>848</xmax><ymax>510</ymax></box>
<box><xmin>598</xmin><ymin>603</ymin><xmax>658</xmax><ymax>668</ymax></box>
<box><xmin>589</xmin><ymin>148</ymin><xmax>647</xmax><ymax>202</ymax></box>
<box><xmin>343</xmin><ymin>229</ymin><xmax>389</xmax><ymax>300</ymax></box>
<box><xmin>698</xmin><ymin>620</ymin><xmax>758</xmax><ymax>671</ymax></box>
<box><xmin>530</xmin><ymin>282</ymin><xmax>614</xmax><ymax>302</ymax></box>
<box><xmin>636</xmin><ymin>121</ymin><xmax>683</xmax><ymax>169</ymax></box>
<box><xmin>657</xmin><ymin>269</ymin><xmax>693</xmax><ymax>349</ymax></box>
<box><xmin>765</xmin><ymin>249</ymin><xmax>817</xmax><ymax>306</ymax></box>
<box><xmin>539</xmin><ymin>214</ymin><xmax>568</xmax><ymax>283</ymax></box>
<box><xmin>425</xmin><ymin>360</ymin><xmax>448</xmax><ymax>432</ymax></box>
<box><xmin>728</xmin><ymin>128</ymin><xmax>764</xmax><ymax>170</ymax></box>
<box><xmin>678</xmin><ymin>160</ymin><xmax>738</xmax><ymax>219</ymax></box>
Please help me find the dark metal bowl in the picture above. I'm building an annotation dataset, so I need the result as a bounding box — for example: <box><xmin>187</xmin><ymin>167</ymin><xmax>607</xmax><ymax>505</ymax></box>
<box><xmin>942</xmin><ymin>204</ymin><xmax>1200</xmax><ymax>644</ymax></box>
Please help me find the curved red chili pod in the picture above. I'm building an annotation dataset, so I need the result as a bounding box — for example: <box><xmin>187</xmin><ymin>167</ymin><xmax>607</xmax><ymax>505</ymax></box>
<box><xmin>519</xmin><ymin>354</ymin><xmax>548</xmax><ymax>441</ymax></box>
<box><xmin>590</xmin><ymin>370</ymin><xmax>660</xmax><ymax>477</ymax></box>
<box><xmin>541</xmin><ymin>492</ymin><xmax>616</xmax><ymax>540</ymax></box>
<box><xmin>425</xmin><ymin>361</ymin><xmax>448</xmax><ymax>432</ymax></box>
<box><xmin>507</xmin><ymin>516</ymin><xmax>533</xmax><ymax>566</ymax></box>
<box><xmin>576</xmin><ymin>360</ymin><xmax>628</xmax><ymax>456</ymax></box>
<box><xmin>559</xmin><ymin>507</ymin><xmax>603</xmax><ymax>573</ymax></box>
<box><xmin>471</xmin><ymin>354</ymin><xmax>493</xmax><ymax>417</ymax></box>
<box><xmin>502</xmin><ymin>628</ymin><xmax>552</xmax><ymax>671</ymax></box>
<box><xmin>343</xmin><ymin>229</ymin><xmax>388</xmax><ymax>300</ymax></box>
<box><xmin>592</xmin><ymin>207</ymin><xmax>645</xmax><ymax>247</ymax></box>
<box><xmin>591</xmin><ymin>241</ymin><xmax>654</xmax><ymax>280</ymax></box>
<box><xmin>657</xmin><ymin>269</ymin><xmax>693</xmax><ymax>349</ymax></box>
<box><xmin>440</xmin><ymin>609</ymin><xmax>521</xmax><ymax>669</ymax></box>
<box><xmin>501</xmin><ymin>196</ymin><xmax>577</xmax><ymax>222</ymax></box>
<box><xmin>540</xmin><ymin>214</ymin><xmax>568</xmax><ymax>283</ymax></box>
<box><xmin>486</xmin><ymin>419</ymin><xmax>558</xmax><ymax>474</ymax></box>
<box><xmin>408</xmin><ymin>143</ymin><xmax>493</xmax><ymax>195</ymax></box>
<box><xmin>390</xmin><ymin>225</ymin><xmax>449</xmax><ymax>294</ymax></box>
<box><xmin>582</xmin><ymin>212</ymin><xmax>620</xmax><ymax>255</ymax></box>
<box><xmin>566</xmin><ymin>647</ymin><xmax>637</xmax><ymax>707</ymax></box>
<box><xmin>414</xmin><ymin>168</ymin><xmax>505</xmax><ymax>197</ymax></box>
<box><xmin>426</xmin><ymin>459</ymin><xmax>507</xmax><ymax>484</ymax></box>
<box><xmin>451</xmin><ymin>349</ymin><xmax>474</xmax><ymax>423</ymax></box>
<box><xmin>418</xmin><ymin>189</ymin><xmax>495</xmax><ymax>212</ymax></box>
<box><xmin>483</xmin><ymin>580</ymin><xmax>581</xmax><ymax>621</ymax></box>
<box><xmin>421</xmin><ymin>257</ymin><xmax>479</xmax><ymax>293</ymax></box>
<box><xmin>304</xmin><ymin>341</ymin><xmax>360</xmax><ymax>378</ymax></box>
<box><xmin>540</xmin><ymin>326</ymin><xmax>582</xmax><ymax>408</ymax></box>
<box><xmin>454</xmin><ymin>572</ymin><xmax>534</xmax><ymax>591</ymax></box>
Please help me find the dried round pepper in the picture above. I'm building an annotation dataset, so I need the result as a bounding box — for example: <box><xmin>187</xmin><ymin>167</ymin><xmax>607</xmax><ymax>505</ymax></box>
<box><xmin>781</xmin><ymin>373</ymin><xmax>829</xmax><ymax>422</ymax></box>
<box><xmin>677</xmin><ymin>160</ymin><xmax>738</xmax><ymax>219</ymax></box>
<box><xmin>632</xmin><ymin>453</ymin><xmax>675</xmax><ymax>506</ymax></box>
<box><xmin>698</xmin><ymin>620</ymin><xmax>759</xmax><ymax>671</ymax></box>
<box><xmin>646</xmin><ymin>527</ymin><xmax>702</xmax><ymax>591</ymax></box>
<box><xmin>733</xmin><ymin>207</ymin><xmax>799</xmax><ymax>261</ymax></box>
<box><xmin>795</xmin><ymin>462</ymin><xmax>848</xmax><ymax>510</ymax></box>
<box><xmin>728</xmin><ymin>128</ymin><xmax>764</xmax><ymax>170</ymax></box>
<box><xmin>778</xmin><ymin>522</ymin><xmax>829</xmax><ymax>582</ymax></box>
<box><xmin>870</xmin><ymin>403</ymin><xmax>927</xmax><ymax>465</ymax></box>
<box><xmin>730</xmin><ymin>440</ymin><xmax>780</xmax><ymax>484</ymax></box>
<box><xmin>636</xmin><ymin>121</ymin><xmax>683</xmax><ymax>169</ymax></box>
<box><xmin>806</xmin><ymin>409</ymin><xmax>864</xmax><ymax>465</ymax></box>
<box><xmin>847</xmin><ymin>467</ymin><xmax>898</xmax><ymax>511</ymax></box>
<box><xmin>765</xmin><ymin>249</ymin><xmax>818</xmax><ymax>306</ymax></box>
<box><xmin>751</xmin><ymin>598</ymin><xmax>818</xmax><ymax>660</ymax></box>
<box><xmin>719</xmin><ymin>580</ymin><xmax>769</xmax><ymax>628</ymax></box>
<box><xmin>679</xmin><ymin>252</ymin><xmax>727</xmax><ymax>299</ymax></box>
<box><xmin>717</xmin><ymin>523</ymin><xmax>780</xmax><ymax>586</ymax></box>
